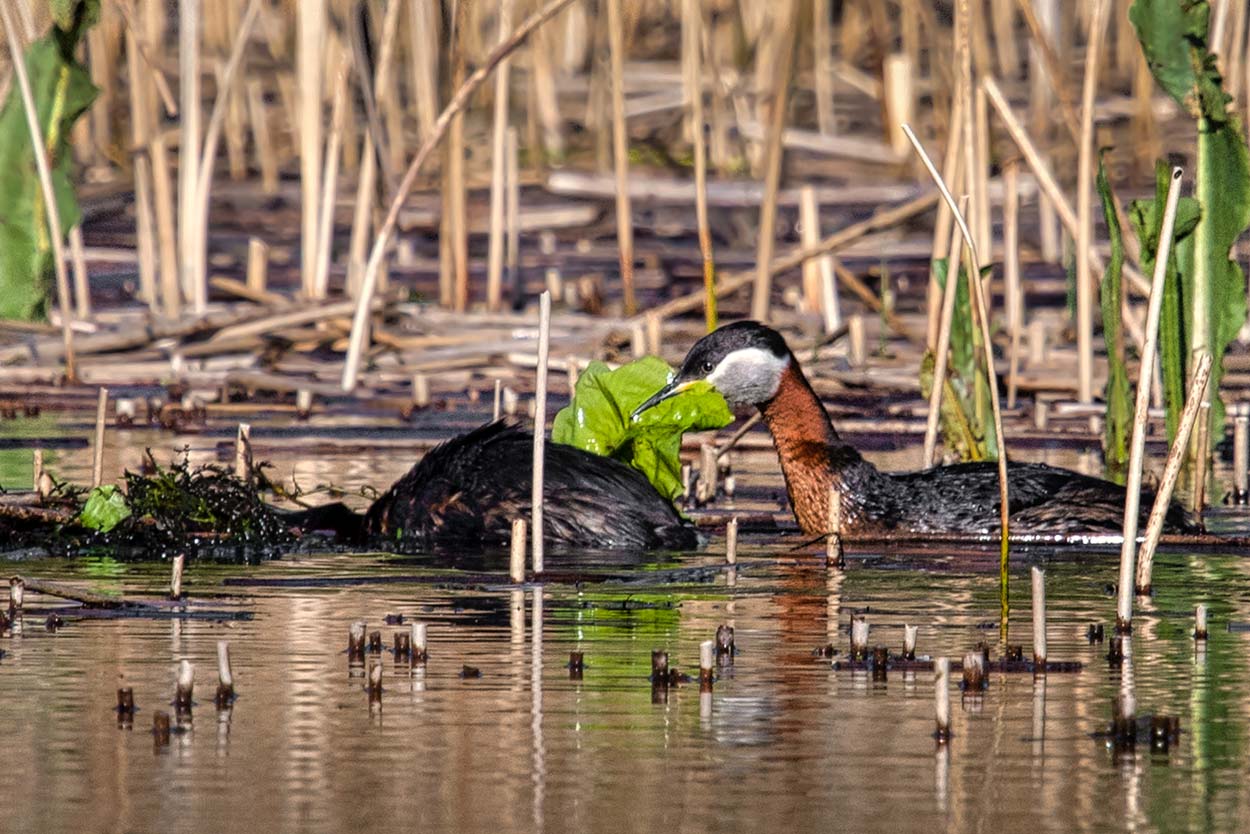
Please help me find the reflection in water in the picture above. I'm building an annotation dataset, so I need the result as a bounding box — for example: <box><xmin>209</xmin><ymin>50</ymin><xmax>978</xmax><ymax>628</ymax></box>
<box><xmin>0</xmin><ymin>546</ymin><xmax>1248</xmax><ymax>833</ymax></box>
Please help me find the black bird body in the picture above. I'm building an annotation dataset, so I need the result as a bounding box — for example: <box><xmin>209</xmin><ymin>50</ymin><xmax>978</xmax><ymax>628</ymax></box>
<box><xmin>635</xmin><ymin>321</ymin><xmax>1198</xmax><ymax>539</ymax></box>
<box><xmin>364</xmin><ymin>420</ymin><xmax>696</xmax><ymax>550</ymax></box>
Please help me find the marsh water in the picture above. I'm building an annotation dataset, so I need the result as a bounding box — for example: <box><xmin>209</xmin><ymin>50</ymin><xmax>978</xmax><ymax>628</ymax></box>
<box><xmin>3</xmin><ymin>411</ymin><xmax>1250</xmax><ymax>834</ymax></box>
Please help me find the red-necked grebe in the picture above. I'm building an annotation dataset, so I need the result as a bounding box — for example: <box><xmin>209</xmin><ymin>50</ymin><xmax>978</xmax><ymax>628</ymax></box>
<box><xmin>634</xmin><ymin>321</ymin><xmax>1196</xmax><ymax>538</ymax></box>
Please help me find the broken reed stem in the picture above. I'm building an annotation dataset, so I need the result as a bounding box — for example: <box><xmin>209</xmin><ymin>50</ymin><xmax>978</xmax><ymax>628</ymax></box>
<box><xmin>447</xmin><ymin>0</ymin><xmax>470</xmax><ymax>313</ymax></box>
<box><xmin>169</xmin><ymin>553</ymin><xmax>185</xmax><ymax>600</ymax></box>
<box><xmin>0</xmin><ymin>3</ymin><xmax>76</xmax><ymax>382</ymax></box>
<box><xmin>1191</xmin><ymin>401</ymin><xmax>1211</xmax><ymax>513</ymax></box>
<box><xmin>234</xmin><ymin>422</ymin><xmax>251</xmax><ymax>481</ymax></box>
<box><xmin>903</xmin><ymin>123</ymin><xmax>1011</xmax><ymax>620</ymax></box>
<box><xmin>341</xmin><ymin>0</ymin><xmax>578</xmax><ymax>391</ymax></box>
<box><xmin>486</xmin><ymin>0</ymin><xmax>516</xmax><ymax>313</ymax></box>
<box><xmin>922</xmin><ymin>201</ymin><xmax>968</xmax><ymax>468</ymax></box>
<box><xmin>91</xmin><ymin>386</ymin><xmax>108</xmax><ymax>488</ymax></box>
<box><xmin>68</xmin><ymin>227</ymin><xmax>90</xmax><ymax>321</ymax></box>
<box><xmin>606</xmin><ymin>0</ymin><xmax>637</xmax><ymax>316</ymax></box>
<box><xmin>750</xmin><ymin>0</ymin><xmax>799</xmax><ymax>322</ymax></box>
<box><xmin>687</xmin><ymin>0</ymin><xmax>716</xmax><ymax>332</ymax></box>
<box><xmin>1075</xmin><ymin>0</ymin><xmax>1112</xmax><ymax>403</ymax></box>
<box><xmin>1135</xmin><ymin>351</ymin><xmax>1212</xmax><ymax>595</ymax></box>
<box><xmin>726</xmin><ymin>516</ymin><xmax>738</xmax><ymax>563</ymax></box>
<box><xmin>934</xmin><ymin>656</ymin><xmax>951</xmax><ymax>740</ymax></box>
<box><xmin>1117</xmin><ymin>167</ymin><xmax>1184</xmax><ymax>632</ymax></box>
<box><xmin>1031</xmin><ymin>566</ymin><xmax>1046</xmax><ymax>668</ymax></box>
<box><xmin>531</xmin><ymin>291</ymin><xmax>552</xmax><ymax>575</ymax></box>
<box><xmin>510</xmin><ymin>517</ymin><xmax>527</xmax><ymax>582</ymax></box>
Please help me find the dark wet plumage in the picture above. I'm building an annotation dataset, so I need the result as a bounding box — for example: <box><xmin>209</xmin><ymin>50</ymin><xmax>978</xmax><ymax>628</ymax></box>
<box><xmin>363</xmin><ymin>420</ymin><xmax>696</xmax><ymax>550</ymax></box>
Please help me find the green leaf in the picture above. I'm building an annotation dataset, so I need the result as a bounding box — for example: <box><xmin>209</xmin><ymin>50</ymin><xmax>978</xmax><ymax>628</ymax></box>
<box><xmin>1129</xmin><ymin>0</ymin><xmax>1228</xmax><ymax>122</ymax></box>
<box><xmin>927</xmin><ymin>258</ymin><xmax>995</xmax><ymax>461</ymax></box>
<box><xmin>553</xmin><ymin>357</ymin><xmax>734</xmax><ymax>501</ymax></box>
<box><xmin>0</xmin><ymin>7</ymin><xmax>98</xmax><ymax>320</ymax></box>
<box><xmin>1096</xmin><ymin>153</ymin><xmax>1131</xmax><ymax>483</ymax></box>
<box><xmin>79</xmin><ymin>484</ymin><xmax>131</xmax><ymax>532</ymax></box>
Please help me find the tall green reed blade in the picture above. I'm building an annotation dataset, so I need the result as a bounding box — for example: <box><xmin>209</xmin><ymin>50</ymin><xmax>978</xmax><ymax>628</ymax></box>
<box><xmin>1096</xmin><ymin>153</ymin><xmax>1131</xmax><ymax>483</ymax></box>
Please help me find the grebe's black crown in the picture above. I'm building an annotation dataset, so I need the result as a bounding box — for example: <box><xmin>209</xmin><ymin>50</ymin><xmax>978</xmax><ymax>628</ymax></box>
<box><xmin>675</xmin><ymin>321</ymin><xmax>789</xmax><ymax>382</ymax></box>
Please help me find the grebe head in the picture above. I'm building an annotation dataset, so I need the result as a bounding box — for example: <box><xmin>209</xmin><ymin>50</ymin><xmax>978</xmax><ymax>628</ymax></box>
<box><xmin>633</xmin><ymin>321</ymin><xmax>791</xmax><ymax>416</ymax></box>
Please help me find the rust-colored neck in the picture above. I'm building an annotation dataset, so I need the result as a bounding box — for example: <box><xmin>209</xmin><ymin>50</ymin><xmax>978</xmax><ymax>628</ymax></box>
<box><xmin>759</xmin><ymin>360</ymin><xmax>882</xmax><ymax>535</ymax></box>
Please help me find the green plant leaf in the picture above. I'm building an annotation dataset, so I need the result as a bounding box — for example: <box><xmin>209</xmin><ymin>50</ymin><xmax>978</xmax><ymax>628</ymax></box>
<box><xmin>1096</xmin><ymin>153</ymin><xmax>1132</xmax><ymax>483</ymax></box>
<box><xmin>927</xmin><ymin>259</ymin><xmax>994</xmax><ymax>461</ymax></box>
<box><xmin>79</xmin><ymin>484</ymin><xmax>131</xmax><ymax>532</ymax></box>
<box><xmin>553</xmin><ymin>357</ymin><xmax>733</xmax><ymax>501</ymax></box>
<box><xmin>0</xmin><ymin>6</ymin><xmax>98</xmax><ymax>320</ymax></box>
<box><xmin>1129</xmin><ymin>0</ymin><xmax>1228</xmax><ymax>122</ymax></box>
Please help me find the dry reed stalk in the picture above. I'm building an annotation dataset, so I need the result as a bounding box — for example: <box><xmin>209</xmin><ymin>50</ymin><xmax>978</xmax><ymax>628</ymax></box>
<box><xmin>923</xmin><ymin>203</ymin><xmax>969</xmax><ymax>467</ymax></box>
<box><xmin>1135</xmin><ymin>351</ymin><xmax>1212</xmax><ymax>595</ymax></box>
<box><xmin>531</xmin><ymin>290</ymin><xmax>552</xmax><ymax>574</ymax></box>
<box><xmin>124</xmin><ymin>18</ymin><xmax>157</xmax><ymax>310</ymax></box>
<box><xmin>85</xmin><ymin>22</ymin><xmax>111</xmax><ymax>169</ymax></box>
<box><xmin>799</xmin><ymin>186</ymin><xmax>840</xmax><ymax>332</ymax></box>
<box><xmin>117</xmin><ymin>0</ymin><xmax>178</xmax><ymax>118</ymax></box>
<box><xmin>68</xmin><ymin>227</ymin><xmax>90</xmax><ymax>320</ymax></box>
<box><xmin>973</xmin><ymin>86</ymin><xmax>991</xmax><ymax>257</ymax></box>
<box><xmin>218</xmin><ymin>1</ymin><xmax>246</xmax><ymax>181</ymax></box>
<box><xmin>191</xmin><ymin>0</ymin><xmax>261</xmax><ymax>303</ymax></box>
<box><xmin>883</xmin><ymin>54</ymin><xmax>913</xmax><ymax>158</ymax></box>
<box><xmin>1075</xmin><ymin>0</ymin><xmax>1112</xmax><ymax>403</ymax></box>
<box><xmin>606</xmin><ymin>0</ymin><xmax>637</xmax><ymax>316</ymax></box>
<box><xmin>297</xmin><ymin>0</ymin><xmax>324</xmax><ymax>299</ymax></box>
<box><xmin>1014</xmin><ymin>0</ymin><xmax>1080</xmax><ymax>141</ymax></box>
<box><xmin>1227</xmin><ymin>0</ymin><xmax>1247</xmax><ymax>105</ymax></box>
<box><xmin>685</xmin><ymin>0</ymin><xmax>716</xmax><ymax>331</ymax></box>
<box><xmin>0</xmin><ymin>3</ymin><xmax>77</xmax><ymax>381</ymax></box>
<box><xmin>487</xmin><ymin>0</ymin><xmax>517</xmax><ymax>313</ymax></box>
<box><xmin>91</xmin><ymin>386</ymin><xmax>108</xmax><ymax>488</ymax></box>
<box><xmin>246</xmin><ymin>237</ymin><xmax>268</xmax><ymax>294</ymax></box>
<box><xmin>904</xmin><ymin>124</ymin><xmax>1011</xmax><ymax>590</ymax></box>
<box><xmin>749</xmin><ymin>0</ymin><xmax>798</xmax><ymax>322</ymax></box>
<box><xmin>407</xmin><ymin>0</ymin><xmax>440</xmax><ymax>141</ymax></box>
<box><xmin>150</xmin><ymin>129</ymin><xmax>180</xmax><ymax>319</ymax></box>
<box><xmin>813</xmin><ymin>0</ymin><xmax>835</xmax><ymax>135</ymax></box>
<box><xmin>991</xmin><ymin>0</ymin><xmax>1020</xmax><ymax>78</ymax></box>
<box><xmin>1191</xmin><ymin>401</ymin><xmax>1211</xmax><ymax>513</ymax></box>
<box><xmin>1116</xmin><ymin>166</ymin><xmax>1183</xmax><ymax>633</ymax></box>
<box><xmin>244</xmin><ymin>80</ymin><xmax>278</xmax><ymax>194</ymax></box>
<box><xmin>1003</xmin><ymin>159</ymin><xmax>1023</xmax><ymax>408</ymax></box>
<box><xmin>650</xmin><ymin>191</ymin><xmax>939</xmax><ymax>325</ymax></box>
<box><xmin>447</xmin><ymin>0</ymin><xmax>472</xmax><ymax>312</ymax></box>
<box><xmin>178</xmin><ymin>0</ymin><xmax>203</xmax><ymax>313</ymax></box>
<box><xmin>955</xmin><ymin>0</ymin><xmax>979</xmax><ymax>270</ymax></box>
<box><xmin>347</xmin><ymin>0</ymin><xmax>402</xmax><ymax>299</ymax></box>
<box><xmin>311</xmin><ymin>57</ymin><xmax>350</xmax><ymax>301</ymax></box>
<box><xmin>529</xmin><ymin>5</ymin><xmax>565</xmax><ymax>159</ymax></box>
<box><xmin>927</xmin><ymin>89</ymin><xmax>965</xmax><ymax>347</ymax></box>
<box><xmin>983</xmin><ymin>77</ymin><xmax>1151</xmax><ymax>309</ymax></box>
<box><xmin>342</xmin><ymin>0</ymin><xmax>578</xmax><ymax>391</ymax></box>
<box><xmin>506</xmin><ymin>126</ymin><xmax>520</xmax><ymax>299</ymax></box>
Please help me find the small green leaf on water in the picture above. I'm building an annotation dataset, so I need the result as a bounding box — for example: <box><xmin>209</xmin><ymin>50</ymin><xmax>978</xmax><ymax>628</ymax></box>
<box><xmin>552</xmin><ymin>356</ymin><xmax>733</xmax><ymax>501</ymax></box>
<box><xmin>79</xmin><ymin>485</ymin><xmax>131</xmax><ymax>532</ymax></box>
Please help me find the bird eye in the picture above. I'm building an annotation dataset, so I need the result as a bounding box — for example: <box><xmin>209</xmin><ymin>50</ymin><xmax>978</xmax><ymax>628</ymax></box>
<box><xmin>701</xmin><ymin>361</ymin><xmax>714</xmax><ymax>373</ymax></box>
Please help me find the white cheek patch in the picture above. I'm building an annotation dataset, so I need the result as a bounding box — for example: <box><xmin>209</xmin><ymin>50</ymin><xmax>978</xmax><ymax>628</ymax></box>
<box><xmin>705</xmin><ymin>347</ymin><xmax>789</xmax><ymax>405</ymax></box>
